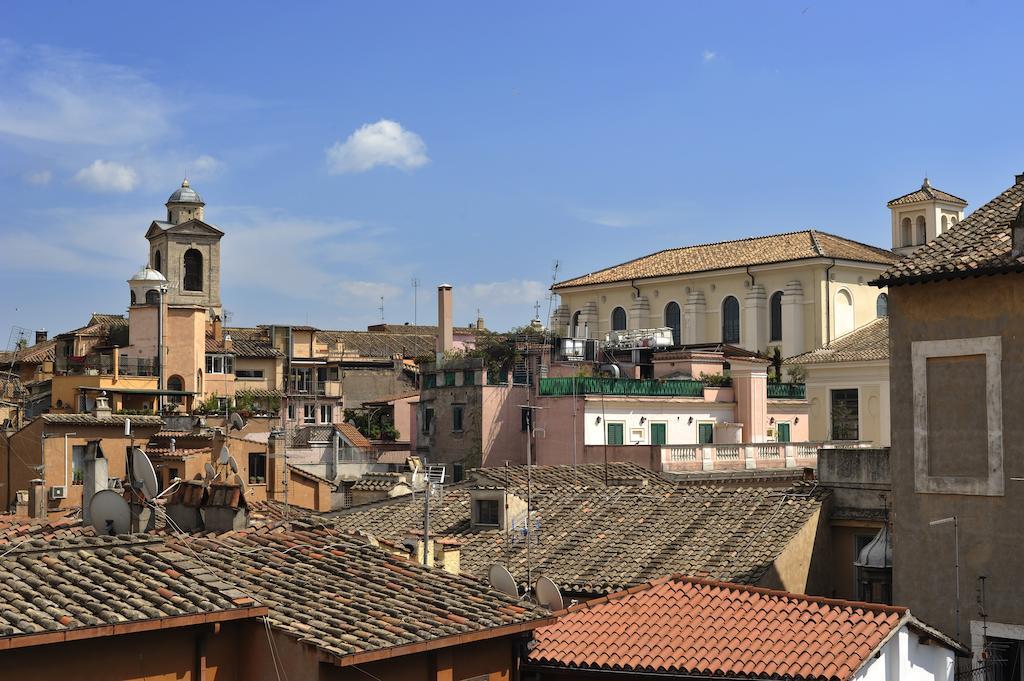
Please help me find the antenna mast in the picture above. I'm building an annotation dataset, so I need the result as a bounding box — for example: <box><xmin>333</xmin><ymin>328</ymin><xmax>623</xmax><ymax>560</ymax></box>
<box><xmin>378</xmin><ymin>296</ymin><xmax>385</xmax><ymax>322</ymax></box>
<box><xmin>412</xmin><ymin>278</ymin><xmax>420</xmax><ymax>325</ymax></box>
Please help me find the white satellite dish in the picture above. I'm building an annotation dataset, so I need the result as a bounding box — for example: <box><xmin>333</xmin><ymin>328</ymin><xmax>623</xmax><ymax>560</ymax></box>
<box><xmin>229</xmin><ymin>412</ymin><xmax>246</xmax><ymax>431</ymax></box>
<box><xmin>131</xmin><ymin>448</ymin><xmax>159</xmax><ymax>500</ymax></box>
<box><xmin>204</xmin><ymin>462</ymin><xmax>217</xmax><ymax>481</ymax></box>
<box><xmin>218</xmin><ymin>445</ymin><xmax>230</xmax><ymax>465</ymax></box>
<box><xmin>535</xmin><ymin>576</ymin><xmax>564</xmax><ymax>611</ymax></box>
<box><xmin>89</xmin><ymin>490</ymin><xmax>131</xmax><ymax>535</ymax></box>
<box><xmin>488</xmin><ymin>564</ymin><xmax>519</xmax><ymax>599</ymax></box>
<box><xmin>233</xmin><ymin>473</ymin><xmax>247</xmax><ymax>494</ymax></box>
<box><xmin>227</xmin><ymin>455</ymin><xmax>239</xmax><ymax>475</ymax></box>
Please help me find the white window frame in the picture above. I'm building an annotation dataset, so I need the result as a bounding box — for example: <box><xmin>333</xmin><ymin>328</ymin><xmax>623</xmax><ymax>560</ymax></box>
<box><xmin>303</xmin><ymin>404</ymin><xmax>316</xmax><ymax>424</ymax></box>
<box><xmin>912</xmin><ymin>336</ymin><xmax>1003</xmax><ymax>496</ymax></box>
<box><xmin>205</xmin><ymin>354</ymin><xmax>234</xmax><ymax>375</ymax></box>
<box><xmin>319</xmin><ymin>404</ymin><xmax>333</xmax><ymax>423</ymax></box>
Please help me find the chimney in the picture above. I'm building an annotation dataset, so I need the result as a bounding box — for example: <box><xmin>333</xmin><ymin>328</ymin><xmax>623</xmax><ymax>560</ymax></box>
<box><xmin>1013</xmin><ymin>203</ymin><xmax>1024</xmax><ymax>260</ymax></box>
<box><xmin>476</xmin><ymin>315</ymin><xmax>485</xmax><ymax>331</ymax></box>
<box><xmin>93</xmin><ymin>394</ymin><xmax>112</xmax><ymax>418</ymax></box>
<box><xmin>403</xmin><ymin>528</ymin><xmax>434</xmax><ymax>566</ymax></box>
<box><xmin>212</xmin><ymin>315</ymin><xmax>223</xmax><ymax>342</ymax></box>
<box><xmin>28</xmin><ymin>479</ymin><xmax>45</xmax><ymax>519</ymax></box>
<box><xmin>433</xmin><ymin>537</ymin><xmax>462</xmax><ymax>575</ymax></box>
<box><xmin>437</xmin><ymin>285</ymin><xmax>453</xmax><ymax>356</ymax></box>
<box><xmin>223</xmin><ymin>333</ymin><xmax>233</xmax><ymax>352</ymax></box>
<box><xmin>34</xmin><ymin>330</ymin><xmax>47</xmax><ymax>345</ymax></box>
<box><xmin>1016</xmin><ymin>172</ymin><xmax>1024</xmax><ymax>185</ymax></box>
<box><xmin>14</xmin><ymin>490</ymin><xmax>29</xmax><ymax>518</ymax></box>
<box><xmin>81</xmin><ymin>440</ymin><xmax>108</xmax><ymax>525</ymax></box>
<box><xmin>112</xmin><ymin>348</ymin><xmax>120</xmax><ymax>384</ymax></box>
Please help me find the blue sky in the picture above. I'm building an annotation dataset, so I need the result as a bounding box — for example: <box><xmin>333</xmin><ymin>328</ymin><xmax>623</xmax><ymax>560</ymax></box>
<box><xmin>2</xmin><ymin>1</ymin><xmax>1023</xmax><ymax>341</ymax></box>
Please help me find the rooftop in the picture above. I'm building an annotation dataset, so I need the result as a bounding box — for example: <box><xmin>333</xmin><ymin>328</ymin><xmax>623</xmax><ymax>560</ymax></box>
<box><xmin>40</xmin><ymin>414</ymin><xmax>164</xmax><ymax>427</ymax></box>
<box><xmin>166</xmin><ymin>178</ymin><xmax>203</xmax><ymax>205</ymax></box>
<box><xmin>330</xmin><ymin>464</ymin><xmax>824</xmax><ymax>596</ymax></box>
<box><xmin>552</xmin><ymin>230</ymin><xmax>899</xmax><ymax>290</ymax></box>
<box><xmin>876</xmin><ymin>175</ymin><xmax>1024</xmax><ymax>286</ymax></box>
<box><xmin>886</xmin><ymin>178</ymin><xmax>968</xmax><ymax>207</ymax></box>
<box><xmin>785</xmin><ymin>317</ymin><xmax>889</xmax><ymax>365</ymax></box>
<box><xmin>527</xmin><ymin>575</ymin><xmax>957</xmax><ymax>679</ymax></box>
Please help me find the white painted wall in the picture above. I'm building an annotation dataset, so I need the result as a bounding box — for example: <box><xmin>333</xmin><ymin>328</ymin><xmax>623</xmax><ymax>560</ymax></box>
<box><xmin>583</xmin><ymin>399</ymin><xmax>734</xmax><ymax>445</ymax></box>
<box><xmin>854</xmin><ymin>626</ymin><xmax>956</xmax><ymax>681</ymax></box>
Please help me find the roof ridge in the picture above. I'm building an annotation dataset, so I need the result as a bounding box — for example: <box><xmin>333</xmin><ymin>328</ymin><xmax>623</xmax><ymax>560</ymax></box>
<box><xmin>808</xmin><ymin>229</ymin><xmax>824</xmax><ymax>257</ymax></box>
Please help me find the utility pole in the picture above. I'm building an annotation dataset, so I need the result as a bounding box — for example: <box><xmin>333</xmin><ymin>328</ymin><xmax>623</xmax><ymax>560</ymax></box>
<box><xmin>421</xmin><ymin>454</ymin><xmax>430</xmax><ymax>566</ymax></box>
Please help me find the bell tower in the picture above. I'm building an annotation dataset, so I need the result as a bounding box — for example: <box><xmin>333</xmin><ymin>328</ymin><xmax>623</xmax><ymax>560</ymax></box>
<box><xmin>887</xmin><ymin>178</ymin><xmax>967</xmax><ymax>257</ymax></box>
<box><xmin>145</xmin><ymin>179</ymin><xmax>224</xmax><ymax>320</ymax></box>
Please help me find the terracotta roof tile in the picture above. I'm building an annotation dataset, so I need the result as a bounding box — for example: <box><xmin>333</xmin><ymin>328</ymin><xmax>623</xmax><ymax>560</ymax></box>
<box><xmin>553</xmin><ymin>230</ymin><xmax>898</xmax><ymax>289</ymax></box>
<box><xmin>886</xmin><ymin>179</ymin><xmax>967</xmax><ymax>207</ymax></box>
<box><xmin>527</xmin><ymin>576</ymin><xmax>910</xmax><ymax>680</ymax></box>
<box><xmin>336</xmin><ymin>422</ymin><xmax>372</xmax><ymax>450</ymax></box>
<box><xmin>785</xmin><ymin>317</ymin><xmax>889</xmax><ymax>365</ymax></box>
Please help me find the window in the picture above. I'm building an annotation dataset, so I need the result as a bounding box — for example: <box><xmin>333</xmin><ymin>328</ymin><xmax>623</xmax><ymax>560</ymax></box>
<box><xmin>463</xmin><ymin>369</ymin><xmax>475</xmax><ymax>386</ymax></box>
<box><xmin>876</xmin><ymin>293</ymin><xmax>888</xmax><ymax>318</ymax></box>
<box><xmin>183</xmin><ymin>248</ymin><xmax>203</xmax><ymax>291</ymax></box>
<box><xmin>487</xmin><ymin>368</ymin><xmax>506</xmax><ymax>385</ymax></box>
<box><xmin>303</xmin><ymin>404</ymin><xmax>316</xmax><ymax>424</ymax></box>
<box><xmin>235</xmin><ymin>368</ymin><xmax>265</xmax><ymax>379</ymax></box>
<box><xmin>777</xmin><ymin>421</ymin><xmax>791</xmax><ymax>443</ymax></box>
<box><xmin>521</xmin><ymin>407</ymin><xmax>532</xmax><ymax>432</ymax></box>
<box><xmin>941</xmin><ymin>215</ymin><xmax>948</xmax><ymax>233</ymax></box>
<box><xmin>452</xmin><ymin>405</ymin><xmax>464</xmax><ymax>431</ymax></box>
<box><xmin>769</xmin><ymin>291</ymin><xmax>783</xmax><ymax>342</ymax></box>
<box><xmin>722</xmin><ymin>296</ymin><xmax>740</xmax><ymax>344</ymax></box>
<box><xmin>915</xmin><ymin>215</ymin><xmax>926</xmax><ymax>245</ymax></box>
<box><xmin>665</xmin><ymin>302</ymin><xmax>681</xmax><ymax>346</ymax></box>
<box><xmin>319</xmin><ymin>404</ymin><xmax>333</xmax><ymax>423</ymax></box>
<box><xmin>830</xmin><ymin>388</ymin><xmax>859</xmax><ymax>440</ymax></box>
<box><xmin>317</xmin><ymin>367</ymin><xmax>328</xmax><ymax>384</ymax></box>
<box><xmin>606</xmin><ymin>422</ymin><xmax>624</xmax><ymax>445</ymax></box>
<box><xmin>168</xmin><ymin>467</ymin><xmax>179</xmax><ymax>485</ymax></box>
<box><xmin>145</xmin><ymin>289</ymin><xmax>160</xmax><ymax>305</ymax></box>
<box><xmin>248</xmin><ymin>453</ymin><xmax>267</xmax><ymax>483</ymax></box>
<box><xmin>476</xmin><ymin>499</ymin><xmax>500</xmax><ymax>526</ymax></box>
<box><xmin>698</xmin><ymin>422</ymin><xmax>714</xmax><ymax>444</ymax></box>
<box><xmin>453</xmin><ymin>464</ymin><xmax>464</xmax><ymax>482</ymax></box>
<box><xmin>834</xmin><ymin>289</ymin><xmax>854</xmax><ymax>338</ymax></box>
<box><xmin>291</xmin><ymin>367</ymin><xmax>311</xmax><ymax>392</ymax></box>
<box><xmin>611</xmin><ymin>307</ymin><xmax>627</xmax><ymax>331</ymax></box>
<box><xmin>901</xmin><ymin>217</ymin><xmax>913</xmax><ymax>246</ymax></box>
<box><xmin>205</xmin><ymin>354</ymin><xmax>234</xmax><ymax>375</ymax></box>
<box><xmin>444</xmin><ymin>371</ymin><xmax>456</xmax><ymax>387</ymax></box>
<box><xmin>422</xmin><ymin>407</ymin><xmax>434</xmax><ymax>434</ymax></box>
<box><xmin>571</xmin><ymin>311</ymin><xmax>582</xmax><ymax>338</ymax></box>
<box><xmin>167</xmin><ymin>375</ymin><xmax>184</xmax><ymax>405</ymax></box>
<box><xmin>287</xmin><ymin>404</ymin><xmax>295</xmax><ymax>421</ymax></box>
<box><xmin>650</xmin><ymin>422</ymin><xmax>667</xmax><ymax>446</ymax></box>
<box><xmin>153</xmin><ymin>250</ymin><xmax>162</xmax><ymax>273</ymax></box>
<box><xmin>71</xmin><ymin>445</ymin><xmax>86</xmax><ymax>485</ymax></box>
<box><xmin>130</xmin><ymin>290</ymin><xmax>137</xmax><ymax>305</ymax></box>
<box><xmin>424</xmin><ymin>373</ymin><xmax>437</xmax><ymax>389</ymax></box>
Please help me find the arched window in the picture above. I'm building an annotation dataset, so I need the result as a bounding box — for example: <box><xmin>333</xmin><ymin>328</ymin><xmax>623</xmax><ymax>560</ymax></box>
<box><xmin>167</xmin><ymin>375</ymin><xmax>184</xmax><ymax>405</ymax></box>
<box><xmin>835</xmin><ymin>289</ymin><xmax>854</xmax><ymax>337</ymax></box>
<box><xmin>145</xmin><ymin>289</ymin><xmax>160</xmax><ymax>305</ymax></box>
<box><xmin>183</xmin><ymin>249</ymin><xmax>203</xmax><ymax>291</ymax></box>
<box><xmin>722</xmin><ymin>296</ymin><xmax>740</xmax><ymax>344</ymax></box>
<box><xmin>153</xmin><ymin>249</ymin><xmax>162</xmax><ymax>273</ymax></box>
<box><xmin>768</xmin><ymin>290</ymin><xmax>784</xmax><ymax>342</ymax></box>
<box><xmin>915</xmin><ymin>216</ymin><xmax>926</xmax><ymax>245</ymax></box>
<box><xmin>940</xmin><ymin>215</ymin><xmax>948</xmax><ymax>234</ymax></box>
<box><xmin>571</xmin><ymin>311</ymin><xmax>581</xmax><ymax>338</ymax></box>
<box><xmin>130</xmin><ymin>290</ymin><xmax>137</xmax><ymax>305</ymax></box>
<box><xmin>876</xmin><ymin>293</ymin><xmax>888</xmax><ymax>318</ymax></box>
<box><xmin>611</xmin><ymin>307</ymin><xmax>627</xmax><ymax>332</ymax></box>
<box><xmin>665</xmin><ymin>302</ymin><xmax>681</xmax><ymax>345</ymax></box>
<box><xmin>901</xmin><ymin>217</ymin><xmax>912</xmax><ymax>246</ymax></box>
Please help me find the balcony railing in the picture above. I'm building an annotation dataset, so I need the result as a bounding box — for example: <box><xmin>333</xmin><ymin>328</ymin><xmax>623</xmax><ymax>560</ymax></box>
<box><xmin>56</xmin><ymin>355</ymin><xmax>159</xmax><ymax>377</ymax></box>
<box><xmin>539</xmin><ymin>377</ymin><xmax>704</xmax><ymax>398</ymax></box>
<box><xmin>767</xmin><ymin>383</ymin><xmax>806</xmax><ymax>399</ymax></box>
<box><xmin>661</xmin><ymin>441</ymin><xmax>872</xmax><ymax>472</ymax></box>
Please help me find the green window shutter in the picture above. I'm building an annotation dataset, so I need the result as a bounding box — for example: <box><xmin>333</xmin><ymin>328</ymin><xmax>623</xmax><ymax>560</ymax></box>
<box><xmin>650</xmin><ymin>422</ymin><xmax>667</xmax><ymax>445</ymax></box>
<box><xmin>463</xmin><ymin>369</ymin><xmax>475</xmax><ymax>386</ymax></box>
<box><xmin>777</xmin><ymin>422</ymin><xmax>791</xmax><ymax>443</ymax></box>
<box><xmin>444</xmin><ymin>372</ymin><xmax>456</xmax><ymax>387</ymax></box>
<box><xmin>607</xmin><ymin>423</ymin><xmax>624</xmax><ymax>445</ymax></box>
<box><xmin>698</xmin><ymin>423</ymin><xmax>714</xmax><ymax>444</ymax></box>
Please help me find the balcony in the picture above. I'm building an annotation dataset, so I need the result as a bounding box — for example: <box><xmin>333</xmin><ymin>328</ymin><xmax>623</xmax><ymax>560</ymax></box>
<box><xmin>287</xmin><ymin>380</ymin><xmax>342</xmax><ymax>397</ymax></box>
<box><xmin>539</xmin><ymin>377</ymin><xmax>704</xmax><ymax>398</ymax></box>
<box><xmin>767</xmin><ymin>383</ymin><xmax>806</xmax><ymax>399</ymax></box>
<box><xmin>661</xmin><ymin>441</ymin><xmax>869</xmax><ymax>472</ymax></box>
<box><xmin>56</xmin><ymin>355</ymin><xmax>159</xmax><ymax>377</ymax></box>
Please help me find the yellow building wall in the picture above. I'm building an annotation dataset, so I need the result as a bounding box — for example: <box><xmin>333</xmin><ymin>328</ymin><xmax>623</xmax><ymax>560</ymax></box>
<box><xmin>51</xmin><ymin>374</ymin><xmax>159</xmax><ymax>413</ymax></box>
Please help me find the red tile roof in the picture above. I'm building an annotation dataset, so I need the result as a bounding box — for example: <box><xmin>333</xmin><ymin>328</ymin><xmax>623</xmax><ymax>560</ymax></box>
<box><xmin>527</xmin><ymin>575</ymin><xmax>955</xmax><ymax>680</ymax></box>
<box><xmin>336</xmin><ymin>422</ymin><xmax>372</xmax><ymax>450</ymax></box>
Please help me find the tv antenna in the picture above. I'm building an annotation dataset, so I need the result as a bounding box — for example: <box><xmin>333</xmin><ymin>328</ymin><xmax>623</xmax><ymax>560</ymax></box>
<box><xmin>411</xmin><ymin>278</ymin><xmax>420</xmax><ymax>324</ymax></box>
<box><xmin>378</xmin><ymin>296</ymin><xmax>385</xmax><ymax>322</ymax></box>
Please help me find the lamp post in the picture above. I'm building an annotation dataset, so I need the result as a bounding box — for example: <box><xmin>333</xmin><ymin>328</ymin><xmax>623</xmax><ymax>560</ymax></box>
<box><xmin>930</xmin><ymin>515</ymin><xmax>960</xmax><ymax>641</ymax></box>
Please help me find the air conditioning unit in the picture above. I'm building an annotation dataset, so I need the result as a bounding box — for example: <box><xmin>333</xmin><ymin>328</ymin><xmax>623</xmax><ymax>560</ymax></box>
<box><xmin>49</xmin><ymin>485</ymin><xmax>67</xmax><ymax>500</ymax></box>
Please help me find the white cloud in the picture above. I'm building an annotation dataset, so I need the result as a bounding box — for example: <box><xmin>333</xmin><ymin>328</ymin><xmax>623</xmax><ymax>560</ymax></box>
<box><xmin>73</xmin><ymin>160</ymin><xmax>139</xmax><ymax>193</ymax></box>
<box><xmin>326</xmin><ymin>119</ymin><xmax>429</xmax><ymax>174</ymax></box>
<box><xmin>24</xmin><ymin>169</ymin><xmax>52</xmax><ymax>185</ymax></box>
<box><xmin>0</xmin><ymin>42</ymin><xmax>171</xmax><ymax>145</ymax></box>
<box><xmin>702</xmin><ymin>49</ymin><xmax>717</xmax><ymax>62</ymax></box>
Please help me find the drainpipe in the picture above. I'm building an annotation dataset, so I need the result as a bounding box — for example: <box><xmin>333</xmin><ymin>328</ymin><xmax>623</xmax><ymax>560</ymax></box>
<box><xmin>824</xmin><ymin>259</ymin><xmax>836</xmax><ymax>346</ymax></box>
<box><xmin>630</xmin><ymin>280</ymin><xmax>641</xmax><ymax>299</ymax></box>
<box><xmin>745</xmin><ymin>266</ymin><xmax>755</xmax><ymax>288</ymax></box>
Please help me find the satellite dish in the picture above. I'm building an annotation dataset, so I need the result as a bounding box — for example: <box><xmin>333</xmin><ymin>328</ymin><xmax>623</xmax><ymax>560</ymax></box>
<box><xmin>488</xmin><ymin>564</ymin><xmax>519</xmax><ymax>599</ymax></box>
<box><xmin>233</xmin><ymin>473</ymin><xmax>247</xmax><ymax>494</ymax></box>
<box><xmin>89</xmin><ymin>490</ymin><xmax>131</xmax><ymax>535</ymax></box>
<box><xmin>218</xmin><ymin>445</ymin><xmax>230</xmax><ymax>465</ymax></box>
<box><xmin>535</xmin><ymin>576</ymin><xmax>564</xmax><ymax>611</ymax></box>
<box><xmin>131</xmin><ymin>448</ymin><xmax>159</xmax><ymax>500</ymax></box>
<box><xmin>229</xmin><ymin>412</ymin><xmax>246</xmax><ymax>431</ymax></box>
<box><xmin>227</xmin><ymin>455</ymin><xmax>239</xmax><ymax>474</ymax></box>
<box><xmin>204</xmin><ymin>462</ymin><xmax>217</xmax><ymax>481</ymax></box>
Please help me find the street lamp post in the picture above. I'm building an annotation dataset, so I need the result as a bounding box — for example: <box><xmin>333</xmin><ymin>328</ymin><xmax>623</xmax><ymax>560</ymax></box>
<box><xmin>930</xmin><ymin>515</ymin><xmax>960</xmax><ymax>641</ymax></box>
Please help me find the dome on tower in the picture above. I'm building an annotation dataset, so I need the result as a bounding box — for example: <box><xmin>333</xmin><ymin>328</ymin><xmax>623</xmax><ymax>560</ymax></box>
<box><xmin>854</xmin><ymin>522</ymin><xmax>892</xmax><ymax>569</ymax></box>
<box><xmin>167</xmin><ymin>178</ymin><xmax>204</xmax><ymax>205</ymax></box>
<box><xmin>128</xmin><ymin>266</ymin><xmax>168</xmax><ymax>284</ymax></box>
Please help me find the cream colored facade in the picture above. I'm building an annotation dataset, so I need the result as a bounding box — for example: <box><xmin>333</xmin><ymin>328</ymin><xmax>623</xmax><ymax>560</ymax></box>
<box><xmin>554</xmin><ymin>261</ymin><xmax>890</xmax><ymax>360</ymax></box>
<box><xmin>802</xmin><ymin>360</ymin><xmax>890</xmax><ymax>446</ymax></box>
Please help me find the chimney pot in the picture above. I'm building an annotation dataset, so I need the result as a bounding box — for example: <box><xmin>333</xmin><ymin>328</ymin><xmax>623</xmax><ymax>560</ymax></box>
<box><xmin>1016</xmin><ymin>172</ymin><xmax>1024</xmax><ymax>185</ymax></box>
<box><xmin>34</xmin><ymin>330</ymin><xmax>47</xmax><ymax>345</ymax></box>
<box><xmin>28</xmin><ymin>479</ymin><xmax>46</xmax><ymax>519</ymax></box>
<box><xmin>437</xmin><ymin>285</ymin><xmax>454</xmax><ymax>357</ymax></box>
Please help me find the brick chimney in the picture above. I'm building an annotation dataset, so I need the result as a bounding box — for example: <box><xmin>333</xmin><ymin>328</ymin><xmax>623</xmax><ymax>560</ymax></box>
<box><xmin>433</xmin><ymin>537</ymin><xmax>462</xmax><ymax>575</ymax></box>
<box><xmin>34</xmin><ymin>330</ymin><xmax>47</xmax><ymax>345</ymax></box>
<box><xmin>81</xmin><ymin>440</ymin><xmax>108</xmax><ymax>525</ymax></box>
<box><xmin>28</xmin><ymin>479</ymin><xmax>45</xmax><ymax>519</ymax></box>
<box><xmin>437</xmin><ymin>285</ymin><xmax>453</xmax><ymax>356</ymax></box>
<box><xmin>93</xmin><ymin>393</ymin><xmax>112</xmax><ymax>418</ymax></box>
<box><xmin>212</xmin><ymin>315</ymin><xmax>223</xmax><ymax>342</ymax></box>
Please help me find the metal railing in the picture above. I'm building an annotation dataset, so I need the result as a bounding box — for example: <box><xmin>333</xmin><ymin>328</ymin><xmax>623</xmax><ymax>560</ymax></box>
<box><xmin>539</xmin><ymin>377</ymin><xmax>704</xmax><ymax>397</ymax></box>
<box><xmin>767</xmin><ymin>383</ymin><xmax>806</xmax><ymax>399</ymax></box>
<box><xmin>57</xmin><ymin>355</ymin><xmax>159</xmax><ymax>377</ymax></box>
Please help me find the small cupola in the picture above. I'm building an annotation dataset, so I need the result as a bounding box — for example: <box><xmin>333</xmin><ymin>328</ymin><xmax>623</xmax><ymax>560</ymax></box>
<box><xmin>854</xmin><ymin>522</ymin><xmax>893</xmax><ymax>604</ymax></box>
<box><xmin>127</xmin><ymin>266</ymin><xmax>168</xmax><ymax>306</ymax></box>
<box><xmin>887</xmin><ymin>178</ymin><xmax>968</xmax><ymax>256</ymax></box>
<box><xmin>165</xmin><ymin>178</ymin><xmax>206</xmax><ymax>224</ymax></box>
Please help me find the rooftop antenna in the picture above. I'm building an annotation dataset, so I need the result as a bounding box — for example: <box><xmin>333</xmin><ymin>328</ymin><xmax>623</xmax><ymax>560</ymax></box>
<box><xmin>88</xmin><ymin>489</ymin><xmax>131</xmax><ymax>535</ymax></box>
<box><xmin>412</xmin><ymin>278</ymin><xmax>420</xmax><ymax>325</ymax></box>
<box><xmin>545</xmin><ymin>259</ymin><xmax>560</xmax><ymax>334</ymax></box>
<box><xmin>379</xmin><ymin>296</ymin><xmax>385</xmax><ymax>322</ymax></box>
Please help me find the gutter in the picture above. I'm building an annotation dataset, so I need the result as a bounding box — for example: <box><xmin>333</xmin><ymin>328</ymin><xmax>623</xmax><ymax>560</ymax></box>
<box><xmin>824</xmin><ymin>258</ymin><xmax>836</xmax><ymax>346</ymax></box>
